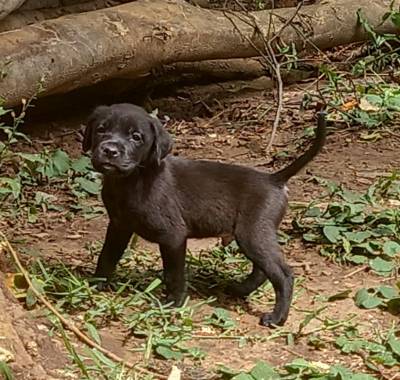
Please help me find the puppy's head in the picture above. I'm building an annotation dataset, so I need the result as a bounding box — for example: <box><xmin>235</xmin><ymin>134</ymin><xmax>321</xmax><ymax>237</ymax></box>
<box><xmin>83</xmin><ymin>103</ymin><xmax>172</xmax><ymax>176</ymax></box>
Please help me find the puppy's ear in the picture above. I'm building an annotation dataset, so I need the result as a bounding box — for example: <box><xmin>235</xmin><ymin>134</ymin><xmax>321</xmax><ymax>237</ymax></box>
<box><xmin>82</xmin><ymin>106</ymin><xmax>109</xmax><ymax>152</ymax></box>
<box><xmin>149</xmin><ymin>117</ymin><xmax>173</xmax><ymax>165</ymax></box>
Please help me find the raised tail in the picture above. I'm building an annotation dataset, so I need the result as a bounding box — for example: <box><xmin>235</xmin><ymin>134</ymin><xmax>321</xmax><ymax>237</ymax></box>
<box><xmin>271</xmin><ymin>112</ymin><xmax>327</xmax><ymax>184</ymax></box>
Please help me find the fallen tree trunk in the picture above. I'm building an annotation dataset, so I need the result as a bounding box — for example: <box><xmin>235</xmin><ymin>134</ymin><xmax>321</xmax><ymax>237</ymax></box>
<box><xmin>0</xmin><ymin>0</ymin><xmax>25</xmax><ymax>20</ymax></box>
<box><xmin>0</xmin><ymin>0</ymin><xmax>125</xmax><ymax>32</ymax></box>
<box><xmin>0</xmin><ymin>0</ymin><xmax>399</xmax><ymax>108</ymax></box>
<box><xmin>19</xmin><ymin>0</ymin><xmax>125</xmax><ymax>10</ymax></box>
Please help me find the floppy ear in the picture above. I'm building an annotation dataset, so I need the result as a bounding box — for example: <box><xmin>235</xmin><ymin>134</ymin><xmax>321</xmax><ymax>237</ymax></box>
<box><xmin>82</xmin><ymin>105</ymin><xmax>109</xmax><ymax>152</ymax></box>
<box><xmin>149</xmin><ymin>117</ymin><xmax>173</xmax><ymax>165</ymax></box>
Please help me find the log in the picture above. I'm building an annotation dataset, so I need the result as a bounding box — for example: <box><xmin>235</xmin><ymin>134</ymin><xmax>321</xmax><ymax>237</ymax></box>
<box><xmin>19</xmin><ymin>0</ymin><xmax>126</xmax><ymax>10</ymax></box>
<box><xmin>0</xmin><ymin>0</ymin><xmax>125</xmax><ymax>32</ymax></box>
<box><xmin>0</xmin><ymin>0</ymin><xmax>25</xmax><ymax>20</ymax></box>
<box><xmin>0</xmin><ymin>0</ymin><xmax>399</xmax><ymax>108</ymax></box>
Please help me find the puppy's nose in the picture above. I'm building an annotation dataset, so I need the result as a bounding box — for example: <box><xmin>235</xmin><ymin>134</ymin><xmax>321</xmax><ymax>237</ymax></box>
<box><xmin>101</xmin><ymin>143</ymin><xmax>120</xmax><ymax>158</ymax></box>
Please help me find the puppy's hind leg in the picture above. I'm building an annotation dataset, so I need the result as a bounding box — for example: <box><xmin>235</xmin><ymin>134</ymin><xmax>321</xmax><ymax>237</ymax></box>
<box><xmin>236</xmin><ymin>225</ymin><xmax>294</xmax><ymax>327</ymax></box>
<box><xmin>160</xmin><ymin>240</ymin><xmax>187</xmax><ymax>307</ymax></box>
<box><xmin>94</xmin><ymin>221</ymin><xmax>133</xmax><ymax>287</ymax></box>
<box><xmin>228</xmin><ymin>265</ymin><xmax>267</xmax><ymax>298</ymax></box>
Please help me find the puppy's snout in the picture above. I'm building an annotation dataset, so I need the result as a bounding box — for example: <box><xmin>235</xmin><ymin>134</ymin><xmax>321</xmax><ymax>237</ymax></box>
<box><xmin>101</xmin><ymin>142</ymin><xmax>121</xmax><ymax>159</ymax></box>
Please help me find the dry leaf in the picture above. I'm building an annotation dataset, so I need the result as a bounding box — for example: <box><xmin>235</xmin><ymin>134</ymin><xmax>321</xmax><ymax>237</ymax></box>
<box><xmin>168</xmin><ymin>365</ymin><xmax>182</xmax><ymax>380</ymax></box>
<box><xmin>341</xmin><ymin>99</ymin><xmax>358</xmax><ymax>111</ymax></box>
<box><xmin>359</xmin><ymin>97</ymin><xmax>380</xmax><ymax>112</ymax></box>
<box><xmin>0</xmin><ymin>347</ymin><xmax>15</xmax><ymax>363</ymax></box>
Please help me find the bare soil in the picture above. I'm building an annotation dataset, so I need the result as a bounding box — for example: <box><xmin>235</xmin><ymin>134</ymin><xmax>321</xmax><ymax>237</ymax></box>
<box><xmin>1</xmin><ymin>83</ymin><xmax>400</xmax><ymax>379</ymax></box>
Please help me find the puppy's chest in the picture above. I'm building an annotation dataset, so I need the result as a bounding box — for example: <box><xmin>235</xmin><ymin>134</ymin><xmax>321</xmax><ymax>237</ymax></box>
<box><xmin>102</xmin><ymin>187</ymin><xmax>178</xmax><ymax>240</ymax></box>
<box><xmin>104</xmin><ymin>192</ymin><xmax>151</xmax><ymax>223</ymax></box>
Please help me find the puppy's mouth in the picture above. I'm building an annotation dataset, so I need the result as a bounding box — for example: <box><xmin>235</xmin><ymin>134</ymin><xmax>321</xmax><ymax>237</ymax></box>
<box><xmin>93</xmin><ymin>161</ymin><xmax>136</xmax><ymax>176</ymax></box>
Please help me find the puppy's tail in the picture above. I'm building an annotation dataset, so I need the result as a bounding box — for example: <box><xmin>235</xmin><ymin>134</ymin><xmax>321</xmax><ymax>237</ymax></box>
<box><xmin>271</xmin><ymin>112</ymin><xmax>327</xmax><ymax>184</ymax></box>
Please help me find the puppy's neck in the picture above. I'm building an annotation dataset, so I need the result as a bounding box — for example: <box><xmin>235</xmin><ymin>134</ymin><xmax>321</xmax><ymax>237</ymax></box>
<box><xmin>102</xmin><ymin>160</ymin><xmax>167</xmax><ymax>186</ymax></box>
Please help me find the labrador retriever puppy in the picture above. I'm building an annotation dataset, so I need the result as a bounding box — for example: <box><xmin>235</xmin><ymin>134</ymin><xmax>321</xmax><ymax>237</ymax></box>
<box><xmin>83</xmin><ymin>103</ymin><xmax>326</xmax><ymax>327</ymax></box>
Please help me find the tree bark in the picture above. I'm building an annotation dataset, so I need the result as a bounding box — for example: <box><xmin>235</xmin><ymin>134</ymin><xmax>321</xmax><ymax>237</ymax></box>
<box><xmin>0</xmin><ymin>0</ymin><xmax>399</xmax><ymax>108</ymax></box>
<box><xmin>19</xmin><ymin>0</ymin><xmax>126</xmax><ymax>10</ymax></box>
<box><xmin>0</xmin><ymin>0</ymin><xmax>25</xmax><ymax>20</ymax></box>
<box><xmin>0</xmin><ymin>0</ymin><xmax>125</xmax><ymax>32</ymax></box>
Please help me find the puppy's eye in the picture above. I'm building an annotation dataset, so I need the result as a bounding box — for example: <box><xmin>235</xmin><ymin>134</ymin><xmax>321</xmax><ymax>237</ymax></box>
<box><xmin>131</xmin><ymin>132</ymin><xmax>142</xmax><ymax>142</ymax></box>
<box><xmin>97</xmin><ymin>125</ymin><xmax>106</xmax><ymax>133</ymax></box>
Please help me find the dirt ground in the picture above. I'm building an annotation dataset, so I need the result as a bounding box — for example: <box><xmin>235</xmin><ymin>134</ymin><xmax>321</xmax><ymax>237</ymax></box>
<box><xmin>1</xmin><ymin>82</ymin><xmax>400</xmax><ymax>379</ymax></box>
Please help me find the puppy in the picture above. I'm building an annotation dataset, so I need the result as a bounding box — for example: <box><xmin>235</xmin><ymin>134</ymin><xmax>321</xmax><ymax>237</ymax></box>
<box><xmin>83</xmin><ymin>103</ymin><xmax>326</xmax><ymax>327</ymax></box>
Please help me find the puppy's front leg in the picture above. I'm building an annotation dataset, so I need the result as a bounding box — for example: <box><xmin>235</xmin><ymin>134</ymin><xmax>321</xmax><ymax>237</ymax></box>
<box><xmin>160</xmin><ymin>241</ymin><xmax>187</xmax><ymax>307</ymax></box>
<box><xmin>94</xmin><ymin>221</ymin><xmax>133</xmax><ymax>286</ymax></box>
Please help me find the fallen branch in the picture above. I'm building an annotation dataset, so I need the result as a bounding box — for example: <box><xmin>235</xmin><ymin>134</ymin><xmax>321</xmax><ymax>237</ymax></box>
<box><xmin>1</xmin><ymin>0</ymin><xmax>399</xmax><ymax>107</ymax></box>
<box><xmin>0</xmin><ymin>0</ymin><xmax>25</xmax><ymax>20</ymax></box>
<box><xmin>0</xmin><ymin>232</ymin><xmax>167</xmax><ymax>380</ymax></box>
<box><xmin>19</xmin><ymin>0</ymin><xmax>124</xmax><ymax>10</ymax></box>
<box><xmin>0</xmin><ymin>0</ymin><xmax>125</xmax><ymax>32</ymax></box>
<box><xmin>265</xmin><ymin>1</ymin><xmax>304</xmax><ymax>152</ymax></box>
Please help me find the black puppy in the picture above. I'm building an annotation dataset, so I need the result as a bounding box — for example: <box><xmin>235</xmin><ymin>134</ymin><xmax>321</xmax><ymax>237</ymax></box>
<box><xmin>83</xmin><ymin>103</ymin><xmax>326</xmax><ymax>327</ymax></box>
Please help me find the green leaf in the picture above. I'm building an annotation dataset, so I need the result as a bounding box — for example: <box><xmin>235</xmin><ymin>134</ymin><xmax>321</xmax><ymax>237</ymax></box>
<box><xmin>90</xmin><ymin>348</ymin><xmax>117</xmax><ymax>368</ymax></box>
<box><xmin>343</xmin><ymin>231</ymin><xmax>371</xmax><ymax>243</ymax></box>
<box><xmin>71</xmin><ymin>156</ymin><xmax>92</xmax><ymax>173</ymax></box>
<box><xmin>387</xmin><ymin>93</ymin><xmax>400</xmax><ymax>112</ymax></box>
<box><xmin>342</xmin><ymin>237</ymin><xmax>352</xmax><ymax>254</ymax></box>
<box><xmin>347</xmin><ymin>255</ymin><xmax>367</xmax><ymax>264</ymax></box>
<box><xmin>218</xmin><ymin>365</ymin><xmax>240</xmax><ymax>376</ymax></box>
<box><xmin>74</xmin><ymin>177</ymin><xmax>100</xmax><ymax>195</ymax></box>
<box><xmin>388</xmin><ymin>334</ymin><xmax>400</xmax><ymax>356</ymax></box>
<box><xmin>329</xmin><ymin>365</ymin><xmax>353</xmax><ymax>379</ymax></box>
<box><xmin>250</xmin><ymin>361</ymin><xmax>279</xmax><ymax>380</ymax></box>
<box><xmin>52</xmin><ymin>149</ymin><xmax>70</xmax><ymax>175</ymax></box>
<box><xmin>377</xmin><ymin>286</ymin><xmax>398</xmax><ymax>300</ymax></box>
<box><xmin>25</xmin><ymin>287</ymin><xmax>37</xmax><ymax>309</ymax></box>
<box><xmin>370</xmin><ymin>351</ymin><xmax>397</xmax><ymax>366</ymax></box>
<box><xmin>354</xmin><ymin>288</ymin><xmax>382</xmax><ymax>309</ymax></box>
<box><xmin>231</xmin><ymin>374</ymin><xmax>254</xmax><ymax>380</ymax></box>
<box><xmin>284</xmin><ymin>358</ymin><xmax>312</xmax><ymax>372</ymax></box>
<box><xmin>155</xmin><ymin>346</ymin><xmax>183</xmax><ymax>361</ymax></box>
<box><xmin>25</xmin><ymin>278</ymin><xmax>44</xmax><ymax>309</ymax></box>
<box><xmin>327</xmin><ymin>289</ymin><xmax>352</xmax><ymax>302</ymax></box>
<box><xmin>383</xmin><ymin>241</ymin><xmax>400</xmax><ymax>257</ymax></box>
<box><xmin>85</xmin><ymin>322</ymin><xmax>101</xmax><ymax>345</ymax></box>
<box><xmin>361</xmin><ymin>94</ymin><xmax>383</xmax><ymax>108</ymax></box>
<box><xmin>0</xmin><ymin>177</ymin><xmax>21</xmax><ymax>199</ymax></box>
<box><xmin>208</xmin><ymin>307</ymin><xmax>236</xmax><ymax>329</ymax></box>
<box><xmin>390</xmin><ymin>12</ymin><xmax>400</xmax><ymax>28</ymax></box>
<box><xmin>0</xmin><ymin>361</ymin><xmax>13</xmax><ymax>380</ymax></box>
<box><xmin>351</xmin><ymin>375</ymin><xmax>377</xmax><ymax>380</ymax></box>
<box><xmin>323</xmin><ymin>226</ymin><xmax>344</xmax><ymax>243</ymax></box>
<box><xmin>303</xmin><ymin>233</ymin><xmax>321</xmax><ymax>242</ymax></box>
<box><xmin>304</xmin><ymin>207</ymin><xmax>321</xmax><ymax>217</ymax></box>
<box><xmin>144</xmin><ymin>278</ymin><xmax>162</xmax><ymax>293</ymax></box>
<box><xmin>336</xmin><ymin>337</ymin><xmax>365</xmax><ymax>353</ymax></box>
<box><xmin>369</xmin><ymin>257</ymin><xmax>394</xmax><ymax>276</ymax></box>
<box><xmin>0</xmin><ymin>107</ymin><xmax>10</xmax><ymax>116</ymax></box>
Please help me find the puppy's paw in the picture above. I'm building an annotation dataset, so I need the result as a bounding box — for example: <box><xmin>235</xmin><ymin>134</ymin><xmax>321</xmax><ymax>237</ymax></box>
<box><xmin>165</xmin><ymin>293</ymin><xmax>186</xmax><ymax>308</ymax></box>
<box><xmin>259</xmin><ymin>313</ymin><xmax>285</xmax><ymax>328</ymax></box>
<box><xmin>91</xmin><ymin>278</ymin><xmax>109</xmax><ymax>291</ymax></box>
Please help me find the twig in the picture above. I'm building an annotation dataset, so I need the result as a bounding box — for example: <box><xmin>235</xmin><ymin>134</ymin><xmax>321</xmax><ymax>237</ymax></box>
<box><xmin>0</xmin><ymin>233</ymin><xmax>167</xmax><ymax>380</ymax></box>
<box><xmin>384</xmin><ymin>128</ymin><xmax>400</xmax><ymax>139</ymax></box>
<box><xmin>265</xmin><ymin>44</ymin><xmax>283</xmax><ymax>153</ymax></box>
<box><xmin>224</xmin><ymin>3</ymin><xmax>306</xmax><ymax>152</ymax></box>
<box><xmin>283</xmin><ymin>346</ymin><xmax>307</xmax><ymax>359</ymax></box>
<box><xmin>343</xmin><ymin>265</ymin><xmax>367</xmax><ymax>278</ymax></box>
<box><xmin>269</xmin><ymin>1</ymin><xmax>304</xmax><ymax>45</ymax></box>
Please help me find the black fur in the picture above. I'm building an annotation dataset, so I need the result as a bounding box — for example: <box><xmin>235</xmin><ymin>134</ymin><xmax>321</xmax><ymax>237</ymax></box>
<box><xmin>83</xmin><ymin>103</ymin><xmax>326</xmax><ymax>327</ymax></box>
